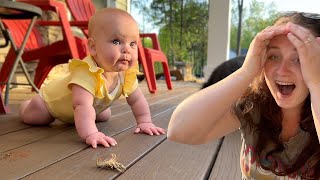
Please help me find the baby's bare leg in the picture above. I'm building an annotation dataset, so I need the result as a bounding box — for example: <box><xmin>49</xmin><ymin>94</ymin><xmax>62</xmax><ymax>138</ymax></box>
<box><xmin>19</xmin><ymin>94</ymin><xmax>55</xmax><ymax>125</ymax></box>
<box><xmin>96</xmin><ymin>108</ymin><xmax>111</xmax><ymax>122</ymax></box>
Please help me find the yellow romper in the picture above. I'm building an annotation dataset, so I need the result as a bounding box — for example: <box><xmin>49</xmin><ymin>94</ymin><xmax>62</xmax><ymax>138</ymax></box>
<box><xmin>40</xmin><ymin>55</ymin><xmax>138</xmax><ymax>123</ymax></box>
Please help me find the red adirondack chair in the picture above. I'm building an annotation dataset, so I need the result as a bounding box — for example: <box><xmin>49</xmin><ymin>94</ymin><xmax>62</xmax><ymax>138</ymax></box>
<box><xmin>66</xmin><ymin>0</ymin><xmax>172</xmax><ymax>93</ymax></box>
<box><xmin>138</xmin><ymin>33</ymin><xmax>172</xmax><ymax>93</ymax></box>
<box><xmin>0</xmin><ymin>90</ymin><xmax>8</xmax><ymax>114</ymax></box>
<box><xmin>0</xmin><ymin>0</ymin><xmax>88</xmax><ymax>91</ymax></box>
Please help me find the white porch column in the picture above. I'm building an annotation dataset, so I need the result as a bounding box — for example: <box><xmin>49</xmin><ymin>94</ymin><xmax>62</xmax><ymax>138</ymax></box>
<box><xmin>204</xmin><ymin>0</ymin><xmax>231</xmax><ymax>80</ymax></box>
<box><xmin>126</xmin><ymin>0</ymin><xmax>131</xmax><ymax>13</ymax></box>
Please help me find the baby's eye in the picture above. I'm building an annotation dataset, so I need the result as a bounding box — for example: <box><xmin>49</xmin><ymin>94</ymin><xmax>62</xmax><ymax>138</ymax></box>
<box><xmin>130</xmin><ymin>41</ymin><xmax>137</xmax><ymax>48</ymax></box>
<box><xmin>269</xmin><ymin>55</ymin><xmax>280</xmax><ymax>61</ymax></box>
<box><xmin>292</xmin><ymin>58</ymin><xmax>300</xmax><ymax>64</ymax></box>
<box><xmin>112</xmin><ymin>39</ymin><xmax>120</xmax><ymax>45</ymax></box>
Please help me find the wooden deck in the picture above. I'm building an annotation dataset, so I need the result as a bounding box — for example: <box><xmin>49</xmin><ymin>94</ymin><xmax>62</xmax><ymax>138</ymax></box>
<box><xmin>0</xmin><ymin>81</ymin><xmax>241</xmax><ymax>179</ymax></box>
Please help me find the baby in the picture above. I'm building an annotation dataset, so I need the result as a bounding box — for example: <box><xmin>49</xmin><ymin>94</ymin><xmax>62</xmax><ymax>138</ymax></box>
<box><xmin>19</xmin><ymin>8</ymin><xmax>166</xmax><ymax>148</ymax></box>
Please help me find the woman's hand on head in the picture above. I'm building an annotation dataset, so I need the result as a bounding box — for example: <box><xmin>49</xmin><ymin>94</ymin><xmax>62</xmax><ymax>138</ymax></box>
<box><xmin>241</xmin><ymin>25</ymin><xmax>288</xmax><ymax>78</ymax></box>
<box><xmin>286</xmin><ymin>22</ymin><xmax>320</xmax><ymax>88</ymax></box>
<box><xmin>85</xmin><ymin>132</ymin><xmax>117</xmax><ymax>148</ymax></box>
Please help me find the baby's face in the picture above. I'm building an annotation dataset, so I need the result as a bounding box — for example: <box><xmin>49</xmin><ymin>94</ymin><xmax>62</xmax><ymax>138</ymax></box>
<box><xmin>90</xmin><ymin>16</ymin><xmax>140</xmax><ymax>72</ymax></box>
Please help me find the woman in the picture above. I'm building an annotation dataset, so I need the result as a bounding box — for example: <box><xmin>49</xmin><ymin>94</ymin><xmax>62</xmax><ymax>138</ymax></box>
<box><xmin>168</xmin><ymin>12</ymin><xmax>320</xmax><ymax>179</ymax></box>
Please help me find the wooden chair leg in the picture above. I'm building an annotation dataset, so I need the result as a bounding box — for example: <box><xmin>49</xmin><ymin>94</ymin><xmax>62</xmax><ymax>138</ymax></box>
<box><xmin>0</xmin><ymin>91</ymin><xmax>9</xmax><ymax>114</ymax></box>
<box><xmin>0</xmin><ymin>48</ymin><xmax>16</xmax><ymax>90</ymax></box>
<box><xmin>139</xmin><ymin>54</ymin><xmax>156</xmax><ymax>93</ymax></box>
<box><xmin>33</xmin><ymin>55</ymin><xmax>72</xmax><ymax>90</ymax></box>
<box><xmin>146</xmin><ymin>59</ymin><xmax>158</xmax><ymax>93</ymax></box>
<box><xmin>33</xmin><ymin>60</ymin><xmax>55</xmax><ymax>90</ymax></box>
<box><xmin>75</xmin><ymin>37</ymin><xmax>88</xmax><ymax>59</ymax></box>
<box><xmin>161</xmin><ymin>62</ymin><xmax>172</xmax><ymax>90</ymax></box>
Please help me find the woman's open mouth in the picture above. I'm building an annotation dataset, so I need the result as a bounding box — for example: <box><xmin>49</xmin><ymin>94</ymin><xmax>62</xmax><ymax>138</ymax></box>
<box><xmin>276</xmin><ymin>81</ymin><xmax>295</xmax><ymax>96</ymax></box>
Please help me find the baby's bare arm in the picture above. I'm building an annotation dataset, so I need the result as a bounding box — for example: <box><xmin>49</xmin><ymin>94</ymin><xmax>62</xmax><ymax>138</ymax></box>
<box><xmin>72</xmin><ymin>85</ymin><xmax>117</xmax><ymax>148</ymax></box>
<box><xmin>127</xmin><ymin>88</ymin><xmax>165</xmax><ymax>135</ymax></box>
<box><xmin>72</xmin><ymin>84</ymin><xmax>97</xmax><ymax>138</ymax></box>
<box><xmin>126</xmin><ymin>88</ymin><xmax>151</xmax><ymax>124</ymax></box>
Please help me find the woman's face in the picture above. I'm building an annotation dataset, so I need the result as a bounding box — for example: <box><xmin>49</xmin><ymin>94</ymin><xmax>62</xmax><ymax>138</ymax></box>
<box><xmin>264</xmin><ymin>35</ymin><xmax>309</xmax><ymax>110</ymax></box>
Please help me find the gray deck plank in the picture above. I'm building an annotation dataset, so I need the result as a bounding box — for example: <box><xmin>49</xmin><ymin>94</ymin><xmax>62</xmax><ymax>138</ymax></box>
<box><xmin>209</xmin><ymin>130</ymin><xmax>242</xmax><ymax>180</ymax></box>
<box><xmin>22</xmin><ymin>89</ymin><xmax>196</xmax><ymax>179</ymax></box>
<box><xmin>0</xmin><ymin>114</ymin><xmax>31</xmax><ymax>135</ymax></box>
<box><xmin>111</xmin><ymin>86</ymin><xmax>195</xmax><ymax>115</ymax></box>
<box><xmin>0</xmin><ymin>125</ymin><xmax>72</xmax><ymax>153</ymax></box>
<box><xmin>0</xmin><ymin>86</ymin><xmax>197</xmax><ymax>179</ymax></box>
<box><xmin>117</xmin><ymin>139</ymin><xmax>219</xmax><ymax>180</ymax></box>
<box><xmin>0</xmin><ymin>85</ymin><xmax>191</xmax><ymax>152</ymax></box>
<box><xmin>24</xmin><ymin>108</ymin><xmax>174</xmax><ymax>179</ymax></box>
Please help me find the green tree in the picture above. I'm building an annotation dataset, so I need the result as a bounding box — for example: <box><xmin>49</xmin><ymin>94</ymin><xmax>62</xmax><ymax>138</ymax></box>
<box><xmin>148</xmin><ymin>0</ymin><xmax>208</xmax><ymax>77</ymax></box>
<box><xmin>133</xmin><ymin>0</ymin><xmax>277</xmax><ymax>77</ymax></box>
<box><xmin>230</xmin><ymin>0</ymin><xmax>278</xmax><ymax>53</ymax></box>
<box><xmin>131</xmin><ymin>0</ymin><xmax>152</xmax><ymax>33</ymax></box>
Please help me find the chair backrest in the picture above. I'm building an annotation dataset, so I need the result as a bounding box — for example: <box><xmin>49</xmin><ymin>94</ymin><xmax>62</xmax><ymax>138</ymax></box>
<box><xmin>139</xmin><ymin>33</ymin><xmax>162</xmax><ymax>51</ymax></box>
<box><xmin>2</xmin><ymin>19</ymin><xmax>44</xmax><ymax>50</ymax></box>
<box><xmin>66</xmin><ymin>0</ymin><xmax>95</xmax><ymax>21</ymax></box>
<box><xmin>66</xmin><ymin>0</ymin><xmax>95</xmax><ymax>37</ymax></box>
<box><xmin>137</xmin><ymin>38</ymin><xmax>147</xmax><ymax>64</ymax></box>
<box><xmin>66</xmin><ymin>0</ymin><xmax>148</xmax><ymax>65</ymax></box>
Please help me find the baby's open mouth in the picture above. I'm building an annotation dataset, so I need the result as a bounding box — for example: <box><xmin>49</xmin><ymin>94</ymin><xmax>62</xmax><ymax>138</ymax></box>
<box><xmin>276</xmin><ymin>81</ymin><xmax>295</xmax><ymax>95</ymax></box>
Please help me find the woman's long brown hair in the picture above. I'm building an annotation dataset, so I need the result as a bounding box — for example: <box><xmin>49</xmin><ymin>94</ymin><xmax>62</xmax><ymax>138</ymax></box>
<box><xmin>236</xmin><ymin>12</ymin><xmax>320</xmax><ymax>179</ymax></box>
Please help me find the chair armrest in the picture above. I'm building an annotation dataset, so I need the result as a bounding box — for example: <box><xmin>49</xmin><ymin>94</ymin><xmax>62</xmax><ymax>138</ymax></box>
<box><xmin>18</xmin><ymin>0</ymin><xmax>60</xmax><ymax>13</ymax></box>
<box><xmin>36</xmin><ymin>20</ymin><xmax>88</xmax><ymax>28</ymax></box>
<box><xmin>69</xmin><ymin>21</ymin><xmax>88</xmax><ymax>28</ymax></box>
<box><xmin>139</xmin><ymin>33</ymin><xmax>162</xmax><ymax>51</ymax></box>
<box><xmin>18</xmin><ymin>0</ymin><xmax>88</xmax><ymax>27</ymax></box>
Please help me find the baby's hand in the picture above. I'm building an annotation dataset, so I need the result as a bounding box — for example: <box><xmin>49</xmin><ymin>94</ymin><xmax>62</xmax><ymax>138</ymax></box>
<box><xmin>134</xmin><ymin>122</ymin><xmax>166</xmax><ymax>135</ymax></box>
<box><xmin>85</xmin><ymin>132</ymin><xmax>117</xmax><ymax>148</ymax></box>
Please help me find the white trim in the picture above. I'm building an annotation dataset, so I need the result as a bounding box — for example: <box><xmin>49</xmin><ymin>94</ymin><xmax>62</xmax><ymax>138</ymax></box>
<box><xmin>106</xmin><ymin>0</ymin><xmax>116</xmax><ymax>7</ymax></box>
<box><xmin>127</xmin><ymin>0</ymin><xmax>131</xmax><ymax>13</ymax></box>
<box><xmin>204</xmin><ymin>0</ymin><xmax>231</xmax><ymax>80</ymax></box>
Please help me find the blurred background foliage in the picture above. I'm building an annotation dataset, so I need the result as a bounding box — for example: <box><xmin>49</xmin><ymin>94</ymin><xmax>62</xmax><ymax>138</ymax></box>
<box><xmin>132</xmin><ymin>0</ymin><xmax>278</xmax><ymax>77</ymax></box>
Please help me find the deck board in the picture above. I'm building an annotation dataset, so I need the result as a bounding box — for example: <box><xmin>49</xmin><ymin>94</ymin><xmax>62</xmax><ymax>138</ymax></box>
<box><xmin>117</xmin><ymin>139</ymin><xmax>219</xmax><ymax>180</ymax></box>
<box><xmin>0</xmin><ymin>81</ymin><xmax>201</xmax><ymax>179</ymax></box>
<box><xmin>0</xmin><ymin>81</ymin><xmax>245</xmax><ymax>179</ymax></box>
<box><xmin>22</xmin><ymin>87</ymin><xmax>197</xmax><ymax>179</ymax></box>
<box><xmin>0</xmin><ymin>114</ymin><xmax>31</xmax><ymax>135</ymax></box>
<box><xmin>0</xmin><ymin>125</ymin><xmax>72</xmax><ymax>153</ymax></box>
<box><xmin>209</xmin><ymin>130</ymin><xmax>242</xmax><ymax>179</ymax></box>
<box><xmin>23</xmin><ymin>108</ymin><xmax>174</xmax><ymax>179</ymax></box>
<box><xmin>0</xmin><ymin>87</ymin><xmax>186</xmax><ymax>154</ymax></box>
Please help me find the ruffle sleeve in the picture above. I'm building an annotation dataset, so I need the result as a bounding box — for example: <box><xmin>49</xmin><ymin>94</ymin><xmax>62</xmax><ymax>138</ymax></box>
<box><xmin>123</xmin><ymin>64</ymin><xmax>139</xmax><ymax>97</ymax></box>
<box><xmin>68</xmin><ymin>58</ymin><xmax>105</xmax><ymax>99</ymax></box>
